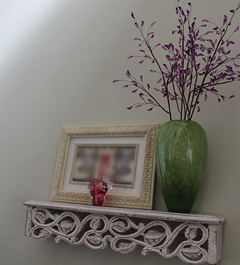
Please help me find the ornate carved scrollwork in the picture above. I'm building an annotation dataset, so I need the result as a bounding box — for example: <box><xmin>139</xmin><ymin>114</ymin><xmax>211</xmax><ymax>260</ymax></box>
<box><xmin>27</xmin><ymin>207</ymin><xmax>211</xmax><ymax>264</ymax></box>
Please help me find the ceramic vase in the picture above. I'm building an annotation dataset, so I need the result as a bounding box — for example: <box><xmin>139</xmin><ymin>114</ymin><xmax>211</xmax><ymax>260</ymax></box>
<box><xmin>156</xmin><ymin>120</ymin><xmax>207</xmax><ymax>213</ymax></box>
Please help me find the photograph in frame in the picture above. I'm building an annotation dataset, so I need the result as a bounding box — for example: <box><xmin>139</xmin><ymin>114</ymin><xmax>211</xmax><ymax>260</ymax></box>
<box><xmin>70</xmin><ymin>144</ymin><xmax>138</xmax><ymax>188</ymax></box>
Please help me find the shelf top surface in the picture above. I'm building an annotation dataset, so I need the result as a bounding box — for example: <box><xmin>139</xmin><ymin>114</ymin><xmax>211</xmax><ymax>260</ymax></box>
<box><xmin>24</xmin><ymin>200</ymin><xmax>225</xmax><ymax>224</ymax></box>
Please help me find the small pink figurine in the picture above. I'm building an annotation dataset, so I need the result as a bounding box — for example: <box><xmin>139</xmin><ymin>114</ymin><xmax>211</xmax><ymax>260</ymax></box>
<box><xmin>88</xmin><ymin>154</ymin><xmax>112</xmax><ymax>206</ymax></box>
<box><xmin>88</xmin><ymin>177</ymin><xmax>111</xmax><ymax>206</ymax></box>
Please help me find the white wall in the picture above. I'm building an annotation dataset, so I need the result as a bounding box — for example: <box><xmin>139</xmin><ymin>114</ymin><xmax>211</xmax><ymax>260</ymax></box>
<box><xmin>0</xmin><ymin>0</ymin><xmax>239</xmax><ymax>264</ymax></box>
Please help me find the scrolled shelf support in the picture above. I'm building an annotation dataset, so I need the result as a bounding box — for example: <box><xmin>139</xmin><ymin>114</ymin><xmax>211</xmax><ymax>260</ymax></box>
<box><xmin>24</xmin><ymin>201</ymin><xmax>224</xmax><ymax>265</ymax></box>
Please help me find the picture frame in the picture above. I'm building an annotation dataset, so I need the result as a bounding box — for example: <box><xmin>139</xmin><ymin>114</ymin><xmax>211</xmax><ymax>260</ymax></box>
<box><xmin>51</xmin><ymin>124</ymin><xmax>158</xmax><ymax>209</ymax></box>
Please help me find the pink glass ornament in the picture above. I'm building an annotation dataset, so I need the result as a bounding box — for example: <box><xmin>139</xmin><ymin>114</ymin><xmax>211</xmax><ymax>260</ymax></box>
<box><xmin>88</xmin><ymin>154</ymin><xmax>112</xmax><ymax>206</ymax></box>
<box><xmin>88</xmin><ymin>177</ymin><xmax>110</xmax><ymax>206</ymax></box>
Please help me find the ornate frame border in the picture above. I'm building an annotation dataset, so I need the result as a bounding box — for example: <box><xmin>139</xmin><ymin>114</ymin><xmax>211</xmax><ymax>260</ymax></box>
<box><xmin>51</xmin><ymin>124</ymin><xmax>159</xmax><ymax>209</ymax></box>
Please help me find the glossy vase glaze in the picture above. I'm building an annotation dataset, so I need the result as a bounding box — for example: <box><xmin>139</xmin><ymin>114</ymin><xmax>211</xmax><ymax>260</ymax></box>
<box><xmin>156</xmin><ymin>120</ymin><xmax>207</xmax><ymax>213</ymax></box>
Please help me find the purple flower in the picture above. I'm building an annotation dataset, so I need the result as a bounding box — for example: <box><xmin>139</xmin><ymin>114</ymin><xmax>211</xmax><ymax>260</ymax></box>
<box><xmin>166</xmin><ymin>55</ymin><xmax>171</xmax><ymax>61</ymax></box>
<box><xmin>161</xmin><ymin>89</ymin><xmax>168</xmax><ymax>97</ymax></box>
<box><xmin>139</xmin><ymin>93</ymin><xmax>144</xmax><ymax>100</ymax></box>
<box><xmin>227</xmin><ymin>41</ymin><xmax>235</xmax><ymax>47</ymax></box>
<box><xmin>234</xmin><ymin>25</ymin><xmax>240</xmax><ymax>32</ymax></box>
<box><xmin>223</xmin><ymin>15</ymin><xmax>228</xmax><ymax>25</ymax></box>
<box><xmin>114</xmin><ymin>3</ymin><xmax>240</xmax><ymax>119</ymax></box>
<box><xmin>145</xmin><ymin>55</ymin><xmax>152</xmax><ymax>59</ymax></box>
<box><xmin>151</xmin><ymin>21</ymin><xmax>157</xmax><ymax>27</ymax></box>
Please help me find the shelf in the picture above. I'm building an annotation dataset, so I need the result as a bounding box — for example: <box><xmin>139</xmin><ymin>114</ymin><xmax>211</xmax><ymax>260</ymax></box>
<box><xmin>24</xmin><ymin>200</ymin><xmax>225</xmax><ymax>265</ymax></box>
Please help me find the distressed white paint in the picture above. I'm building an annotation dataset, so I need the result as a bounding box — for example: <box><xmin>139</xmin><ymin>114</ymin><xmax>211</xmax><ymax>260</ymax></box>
<box><xmin>24</xmin><ymin>201</ymin><xmax>224</xmax><ymax>265</ymax></box>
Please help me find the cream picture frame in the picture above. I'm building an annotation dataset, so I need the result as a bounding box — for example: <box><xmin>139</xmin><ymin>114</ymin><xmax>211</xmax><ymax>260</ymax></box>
<box><xmin>51</xmin><ymin>124</ymin><xmax>158</xmax><ymax>209</ymax></box>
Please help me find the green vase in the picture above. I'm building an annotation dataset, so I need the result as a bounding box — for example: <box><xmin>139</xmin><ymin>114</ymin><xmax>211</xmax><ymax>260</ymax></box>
<box><xmin>156</xmin><ymin>120</ymin><xmax>207</xmax><ymax>213</ymax></box>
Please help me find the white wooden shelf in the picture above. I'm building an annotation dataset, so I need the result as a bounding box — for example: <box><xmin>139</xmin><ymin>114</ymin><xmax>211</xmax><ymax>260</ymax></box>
<box><xmin>24</xmin><ymin>200</ymin><xmax>225</xmax><ymax>265</ymax></box>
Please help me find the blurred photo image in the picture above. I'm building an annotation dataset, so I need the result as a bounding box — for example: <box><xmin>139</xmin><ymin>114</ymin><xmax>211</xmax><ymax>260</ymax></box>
<box><xmin>70</xmin><ymin>144</ymin><xmax>138</xmax><ymax>187</ymax></box>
